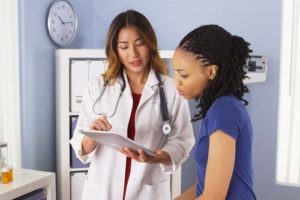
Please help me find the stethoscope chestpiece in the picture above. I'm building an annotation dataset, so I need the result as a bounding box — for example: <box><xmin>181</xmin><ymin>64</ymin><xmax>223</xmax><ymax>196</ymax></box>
<box><xmin>162</xmin><ymin>121</ymin><xmax>171</xmax><ymax>135</ymax></box>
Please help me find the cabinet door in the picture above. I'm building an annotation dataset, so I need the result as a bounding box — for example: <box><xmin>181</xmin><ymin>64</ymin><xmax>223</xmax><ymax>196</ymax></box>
<box><xmin>71</xmin><ymin>60</ymin><xmax>89</xmax><ymax>112</ymax></box>
<box><xmin>71</xmin><ymin>172</ymin><xmax>87</xmax><ymax>200</ymax></box>
<box><xmin>88</xmin><ymin>60</ymin><xmax>107</xmax><ymax>80</ymax></box>
<box><xmin>71</xmin><ymin>59</ymin><xmax>108</xmax><ymax>113</ymax></box>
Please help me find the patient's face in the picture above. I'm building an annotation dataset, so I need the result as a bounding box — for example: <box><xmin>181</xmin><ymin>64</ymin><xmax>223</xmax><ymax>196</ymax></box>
<box><xmin>172</xmin><ymin>48</ymin><xmax>211</xmax><ymax>99</ymax></box>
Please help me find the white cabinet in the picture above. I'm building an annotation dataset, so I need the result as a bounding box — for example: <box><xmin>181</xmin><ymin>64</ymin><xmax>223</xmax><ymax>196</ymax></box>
<box><xmin>55</xmin><ymin>49</ymin><xmax>181</xmax><ymax>200</ymax></box>
<box><xmin>56</xmin><ymin>49</ymin><xmax>107</xmax><ymax>200</ymax></box>
<box><xmin>0</xmin><ymin>168</ymin><xmax>55</xmax><ymax>200</ymax></box>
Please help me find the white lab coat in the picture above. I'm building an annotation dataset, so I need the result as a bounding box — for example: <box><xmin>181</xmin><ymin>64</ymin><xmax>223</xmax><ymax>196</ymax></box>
<box><xmin>70</xmin><ymin>68</ymin><xmax>195</xmax><ymax>200</ymax></box>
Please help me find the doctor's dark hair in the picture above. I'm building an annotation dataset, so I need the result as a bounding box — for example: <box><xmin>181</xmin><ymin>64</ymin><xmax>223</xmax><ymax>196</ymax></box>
<box><xmin>178</xmin><ymin>24</ymin><xmax>252</xmax><ymax>121</ymax></box>
<box><xmin>103</xmin><ymin>10</ymin><xmax>166</xmax><ymax>83</ymax></box>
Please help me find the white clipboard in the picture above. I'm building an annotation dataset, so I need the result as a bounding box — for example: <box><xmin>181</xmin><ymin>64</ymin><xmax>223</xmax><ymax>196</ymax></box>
<box><xmin>79</xmin><ymin>129</ymin><xmax>156</xmax><ymax>156</ymax></box>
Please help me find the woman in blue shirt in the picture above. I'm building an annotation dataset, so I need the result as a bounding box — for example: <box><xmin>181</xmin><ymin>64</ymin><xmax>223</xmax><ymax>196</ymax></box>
<box><xmin>173</xmin><ymin>25</ymin><xmax>256</xmax><ymax>200</ymax></box>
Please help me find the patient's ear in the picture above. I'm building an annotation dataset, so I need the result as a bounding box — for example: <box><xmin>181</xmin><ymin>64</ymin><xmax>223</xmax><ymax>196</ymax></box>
<box><xmin>207</xmin><ymin>65</ymin><xmax>218</xmax><ymax>80</ymax></box>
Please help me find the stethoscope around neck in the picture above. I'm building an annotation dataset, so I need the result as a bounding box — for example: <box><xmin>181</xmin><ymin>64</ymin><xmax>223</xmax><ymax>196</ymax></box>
<box><xmin>92</xmin><ymin>71</ymin><xmax>172</xmax><ymax>135</ymax></box>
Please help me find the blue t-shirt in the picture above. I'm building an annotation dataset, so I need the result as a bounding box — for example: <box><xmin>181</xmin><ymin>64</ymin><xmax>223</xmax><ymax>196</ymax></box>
<box><xmin>194</xmin><ymin>95</ymin><xmax>256</xmax><ymax>200</ymax></box>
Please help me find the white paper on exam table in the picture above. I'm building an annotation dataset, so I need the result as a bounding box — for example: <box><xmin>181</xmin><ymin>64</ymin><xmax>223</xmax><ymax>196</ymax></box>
<box><xmin>79</xmin><ymin>129</ymin><xmax>156</xmax><ymax>156</ymax></box>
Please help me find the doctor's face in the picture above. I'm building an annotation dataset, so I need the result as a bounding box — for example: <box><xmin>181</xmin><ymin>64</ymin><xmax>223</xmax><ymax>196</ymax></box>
<box><xmin>117</xmin><ymin>26</ymin><xmax>150</xmax><ymax>74</ymax></box>
<box><xmin>172</xmin><ymin>48</ymin><xmax>212</xmax><ymax>100</ymax></box>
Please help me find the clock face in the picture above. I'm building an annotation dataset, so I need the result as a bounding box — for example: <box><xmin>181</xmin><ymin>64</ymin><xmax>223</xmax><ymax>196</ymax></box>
<box><xmin>47</xmin><ymin>0</ymin><xmax>77</xmax><ymax>47</ymax></box>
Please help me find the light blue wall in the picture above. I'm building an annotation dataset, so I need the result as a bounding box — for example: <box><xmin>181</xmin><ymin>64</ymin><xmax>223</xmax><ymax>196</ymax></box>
<box><xmin>19</xmin><ymin>0</ymin><xmax>300</xmax><ymax>199</ymax></box>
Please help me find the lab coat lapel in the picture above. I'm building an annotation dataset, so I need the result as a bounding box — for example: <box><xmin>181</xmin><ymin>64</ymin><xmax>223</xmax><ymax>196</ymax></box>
<box><xmin>139</xmin><ymin>68</ymin><xmax>159</xmax><ymax>109</ymax></box>
<box><xmin>115</xmin><ymin>71</ymin><xmax>133</xmax><ymax>131</ymax></box>
<box><xmin>117</xmin><ymin>68</ymin><xmax>158</xmax><ymax>117</ymax></box>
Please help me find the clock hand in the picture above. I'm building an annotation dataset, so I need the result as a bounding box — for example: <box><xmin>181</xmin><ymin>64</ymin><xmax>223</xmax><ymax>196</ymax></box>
<box><xmin>64</xmin><ymin>21</ymin><xmax>73</xmax><ymax>25</ymax></box>
<box><xmin>57</xmin><ymin>16</ymin><xmax>65</xmax><ymax>25</ymax></box>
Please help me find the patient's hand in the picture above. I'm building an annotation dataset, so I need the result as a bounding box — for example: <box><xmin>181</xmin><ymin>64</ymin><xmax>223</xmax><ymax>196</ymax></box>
<box><xmin>175</xmin><ymin>184</ymin><xmax>196</xmax><ymax>200</ymax></box>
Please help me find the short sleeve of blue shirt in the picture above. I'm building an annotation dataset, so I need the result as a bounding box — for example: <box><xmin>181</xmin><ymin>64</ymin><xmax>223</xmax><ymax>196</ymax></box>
<box><xmin>206</xmin><ymin>97</ymin><xmax>243</xmax><ymax>139</ymax></box>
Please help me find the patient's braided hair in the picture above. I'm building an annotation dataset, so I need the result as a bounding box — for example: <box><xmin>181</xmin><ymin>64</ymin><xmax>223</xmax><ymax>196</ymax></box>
<box><xmin>178</xmin><ymin>25</ymin><xmax>252</xmax><ymax>121</ymax></box>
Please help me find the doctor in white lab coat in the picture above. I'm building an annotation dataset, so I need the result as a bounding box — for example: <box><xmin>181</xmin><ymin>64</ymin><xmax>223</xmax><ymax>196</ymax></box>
<box><xmin>70</xmin><ymin>10</ymin><xmax>194</xmax><ymax>200</ymax></box>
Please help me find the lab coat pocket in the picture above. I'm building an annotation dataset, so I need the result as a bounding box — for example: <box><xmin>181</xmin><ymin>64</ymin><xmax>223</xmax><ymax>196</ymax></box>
<box><xmin>142</xmin><ymin>179</ymin><xmax>171</xmax><ymax>200</ymax></box>
<box><xmin>81</xmin><ymin>178</ymin><xmax>108</xmax><ymax>200</ymax></box>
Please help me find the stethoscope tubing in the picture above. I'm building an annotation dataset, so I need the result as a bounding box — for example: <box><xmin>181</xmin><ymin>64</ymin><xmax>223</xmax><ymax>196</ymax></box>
<box><xmin>92</xmin><ymin>70</ymin><xmax>171</xmax><ymax>134</ymax></box>
<box><xmin>156</xmin><ymin>71</ymin><xmax>169</xmax><ymax>122</ymax></box>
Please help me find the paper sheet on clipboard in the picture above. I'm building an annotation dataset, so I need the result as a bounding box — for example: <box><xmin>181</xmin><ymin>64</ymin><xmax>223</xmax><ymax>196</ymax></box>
<box><xmin>79</xmin><ymin>129</ymin><xmax>156</xmax><ymax>157</ymax></box>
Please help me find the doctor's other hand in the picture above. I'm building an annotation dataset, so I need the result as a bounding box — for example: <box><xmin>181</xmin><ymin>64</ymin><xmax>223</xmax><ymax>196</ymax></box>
<box><xmin>82</xmin><ymin>136</ymin><xmax>97</xmax><ymax>155</ymax></box>
<box><xmin>89</xmin><ymin>115</ymin><xmax>112</xmax><ymax>131</ymax></box>
<box><xmin>120</xmin><ymin>148</ymin><xmax>172</xmax><ymax>165</ymax></box>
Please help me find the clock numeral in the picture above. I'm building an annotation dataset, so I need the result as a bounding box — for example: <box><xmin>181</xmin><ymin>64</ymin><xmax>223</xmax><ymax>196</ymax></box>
<box><xmin>53</xmin><ymin>12</ymin><xmax>57</xmax><ymax>16</ymax></box>
<box><xmin>69</xmin><ymin>15</ymin><xmax>73</xmax><ymax>19</ymax></box>
<box><xmin>62</xmin><ymin>5</ymin><xmax>65</xmax><ymax>9</ymax></box>
<box><xmin>52</xmin><ymin>28</ymin><xmax>56</xmax><ymax>32</ymax></box>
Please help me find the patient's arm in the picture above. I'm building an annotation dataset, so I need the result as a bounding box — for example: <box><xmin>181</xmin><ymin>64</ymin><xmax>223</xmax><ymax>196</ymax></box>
<box><xmin>175</xmin><ymin>184</ymin><xmax>196</xmax><ymax>200</ymax></box>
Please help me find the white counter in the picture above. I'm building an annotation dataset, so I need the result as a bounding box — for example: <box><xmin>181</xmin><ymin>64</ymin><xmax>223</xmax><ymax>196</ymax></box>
<box><xmin>0</xmin><ymin>168</ymin><xmax>56</xmax><ymax>200</ymax></box>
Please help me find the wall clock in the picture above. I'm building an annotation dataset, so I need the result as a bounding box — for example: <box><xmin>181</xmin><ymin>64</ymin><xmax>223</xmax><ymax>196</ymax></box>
<box><xmin>47</xmin><ymin>0</ymin><xmax>78</xmax><ymax>47</ymax></box>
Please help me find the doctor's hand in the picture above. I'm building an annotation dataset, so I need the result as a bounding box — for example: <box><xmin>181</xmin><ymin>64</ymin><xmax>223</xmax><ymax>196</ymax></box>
<box><xmin>120</xmin><ymin>148</ymin><xmax>172</xmax><ymax>165</ymax></box>
<box><xmin>82</xmin><ymin>115</ymin><xmax>112</xmax><ymax>155</ymax></box>
<box><xmin>89</xmin><ymin>115</ymin><xmax>112</xmax><ymax>131</ymax></box>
